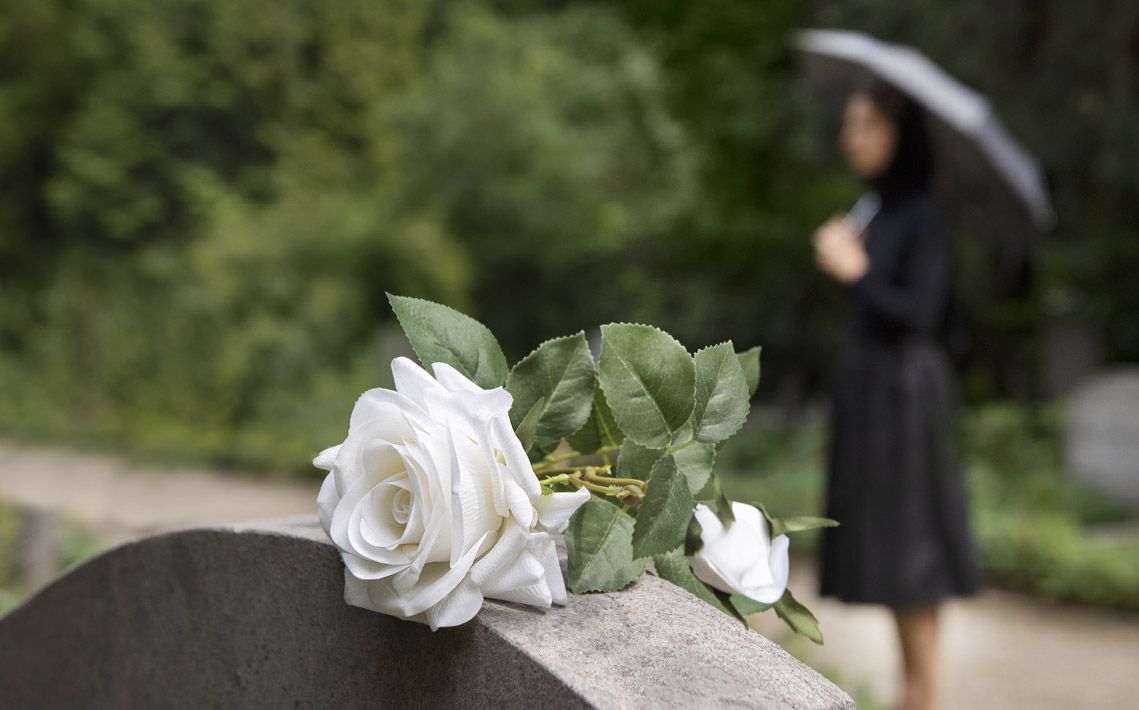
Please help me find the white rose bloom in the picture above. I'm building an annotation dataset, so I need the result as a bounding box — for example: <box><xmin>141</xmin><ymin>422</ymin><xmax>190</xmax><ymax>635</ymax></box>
<box><xmin>689</xmin><ymin>502</ymin><xmax>790</xmax><ymax>605</ymax></box>
<box><xmin>314</xmin><ymin>356</ymin><xmax>590</xmax><ymax>630</ymax></box>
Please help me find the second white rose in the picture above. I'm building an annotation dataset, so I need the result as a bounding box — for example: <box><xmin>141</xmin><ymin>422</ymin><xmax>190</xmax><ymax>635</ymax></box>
<box><xmin>688</xmin><ymin>501</ymin><xmax>790</xmax><ymax>605</ymax></box>
<box><xmin>314</xmin><ymin>356</ymin><xmax>589</xmax><ymax>630</ymax></box>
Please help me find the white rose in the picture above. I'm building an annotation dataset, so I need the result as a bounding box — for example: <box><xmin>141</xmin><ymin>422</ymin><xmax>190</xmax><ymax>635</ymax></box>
<box><xmin>688</xmin><ymin>502</ymin><xmax>790</xmax><ymax>605</ymax></box>
<box><xmin>314</xmin><ymin>356</ymin><xmax>589</xmax><ymax>630</ymax></box>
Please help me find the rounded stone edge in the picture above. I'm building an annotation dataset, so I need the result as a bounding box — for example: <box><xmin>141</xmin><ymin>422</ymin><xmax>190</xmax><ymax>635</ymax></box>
<box><xmin>1</xmin><ymin>516</ymin><xmax>853</xmax><ymax>710</ymax></box>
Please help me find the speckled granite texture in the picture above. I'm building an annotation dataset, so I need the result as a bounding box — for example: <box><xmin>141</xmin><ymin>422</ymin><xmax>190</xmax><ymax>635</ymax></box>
<box><xmin>0</xmin><ymin>515</ymin><xmax>853</xmax><ymax>709</ymax></box>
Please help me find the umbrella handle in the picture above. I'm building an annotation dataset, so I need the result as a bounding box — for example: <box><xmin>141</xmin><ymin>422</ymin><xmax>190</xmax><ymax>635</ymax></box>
<box><xmin>845</xmin><ymin>192</ymin><xmax>881</xmax><ymax>236</ymax></box>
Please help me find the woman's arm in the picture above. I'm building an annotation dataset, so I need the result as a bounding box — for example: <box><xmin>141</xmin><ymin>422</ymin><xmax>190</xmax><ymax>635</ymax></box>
<box><xmin>850</xmin><ymin>201</ymin><xmax>951</xmax><ymax>335</ymax></box>
<box><xmin>814</xmin><ymin>216</ymin><xmax>870</xmax><ymax>283</ymax></box>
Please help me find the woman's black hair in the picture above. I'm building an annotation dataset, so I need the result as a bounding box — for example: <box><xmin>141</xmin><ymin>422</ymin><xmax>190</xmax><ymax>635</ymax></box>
<box><xmin>855</xmin><ymin>77</ymin><xmax>934</xmax><ymax>197</ymax></box>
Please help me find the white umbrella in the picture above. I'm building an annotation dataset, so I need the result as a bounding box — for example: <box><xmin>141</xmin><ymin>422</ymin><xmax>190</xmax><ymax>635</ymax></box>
<box><xmin>796</xmin><ymin>28</ymin><xmax>1055</xmax><ymax>251</ymax></box>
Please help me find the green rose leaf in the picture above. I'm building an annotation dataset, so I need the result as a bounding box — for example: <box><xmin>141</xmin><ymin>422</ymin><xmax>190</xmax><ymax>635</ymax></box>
<box><xmin>513</xmin><ymin>396</ymin><xmax>545</xmax><ymax>453</ymax></box>
<box><xmin>671</xmin><ymin>419</ymin><xmax>694</xmax><ymax>447</ymax></box>
<box><xmin>565</xmin><ymin>496</ymin><xmax>647</xmax><ymax>593</ymax></box>
<box><xmin>387</xmin><ymin>294</ymin><xmax>509</xmax><ymax>389</ymax></box>
<box><xmin>770</xmin><ymin>516</ymin><xmax>840</xmax><ymax>537</ymax></box>
<box><xmin>729</xmin><ymin>593</ymin><xmax>774</xmax><ymax>618</ymax></box>
<box><xmin>653</xmin><ymin>546</ymin><xmax>735</xmax><ymax>617</ymax></box>
<box><xmin>774</xmin><ymin>589</ymin><xmax>824</xmax><ymax>644</ymax></box>
<box><xmin>673</xmin><ymin>441</ymin><xmax>716</xmax><ymax>495</ymax></box>
<box><xmin>567</xmin><ymin>387</ymin><xmax>624</xmax><ymax>455</ymax></box>
<box><xmin>737</xmin><ymin>346</ymin><xmax>762</xmax><ymax>399</ymax></box>
<box><xmin>632</xmin><ymin>456</ymin><xmax>693</xmax><ymax>559</ymax></box>
<box><xmin>752</xmin><ymin>501</ymin><xmax>840</xmax><ymax>537</ymax></box>
<box><xmin>691</xmin><ymin>342</ymin><xmax>750</xmax><ymax>443</ymax></box>
<box><xmin>506</xmin><ymin>333</ymin><xmax>595</xmax><ymax>449</ymax></box>
<box><xmin>617</xmin><ymin>439</ymin><xmax>664</xmax><ymax>480</ymax></box>
<box><xmin>598</xmin><ymin>323</ymin><xmax>695</xmax><ymax>449</ymax></box>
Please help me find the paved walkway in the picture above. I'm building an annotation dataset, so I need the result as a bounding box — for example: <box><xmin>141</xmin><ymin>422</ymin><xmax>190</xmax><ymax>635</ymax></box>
<box><xmin>750</xmin><ymin>563</ymin><xmax>1139</xmax><ymax>709</ymax></box>
<box><xmin>2</xmin><ymin>439</ymin><xmax>1137</xmax><ymax>709</ymax></box>
<box><xmin>0</xmin><ymin>440</ymin><xmax>317</xmax><ymax>544</ymax></box>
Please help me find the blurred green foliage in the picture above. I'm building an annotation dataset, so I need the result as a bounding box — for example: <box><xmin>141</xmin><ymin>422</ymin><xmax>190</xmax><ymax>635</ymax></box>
<box><xmin>719</xmin><ymin>404</ymin><xmax>1139</xmax><ymax>612</ymax></box>
<box><xmin>963</xmin><ymin>405</ymin><xmax>1139</xmax><ymax>611</ymax></box>
<box><xmin>385</xmin><ymin>4</ymin><xmax>700</xmax><ymax>351</ymax></box>
<box><xmin>0</xmin><ymin>0</ymin><xmax>1136</xmax><ymax>473</ymax></box>
<box><xmin>0</xmin><ymin>0</ymin><xmax>457</xmax><ymax>471</ymax></box>
<box><xmin>0</xmin><ymin>0</ymin><xmax>704</xmax><ymax>471</ymax></box>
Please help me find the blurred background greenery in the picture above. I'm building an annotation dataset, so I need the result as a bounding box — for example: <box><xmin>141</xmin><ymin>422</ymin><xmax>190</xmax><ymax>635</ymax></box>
<box><xmin>0</xmin><ymin>0</ymin><xmax>1136</xmax><ymax>611</ymax></box>
<box><xmin>4</xmin><ymin>1</ymin><xmax>1134</xmax><ymax>478</ymax></box>
<box><xmin>2</xmin><ymin>0</ymin><xmax>1136</xmax><ymax>473</ymax></box>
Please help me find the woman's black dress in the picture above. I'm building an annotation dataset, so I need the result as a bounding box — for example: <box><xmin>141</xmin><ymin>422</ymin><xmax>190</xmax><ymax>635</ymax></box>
<box><xmin>819</xmin><ymin>188</ymin><xmax>981</xmax><ymax>608</ymax></box>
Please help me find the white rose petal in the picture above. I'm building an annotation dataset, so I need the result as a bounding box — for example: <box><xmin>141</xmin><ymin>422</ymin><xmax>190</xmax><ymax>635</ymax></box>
<box><xmin>315</xmin><ymin>356</ymin><xmax>589</xmax><ymax>630</ymax></box>
<box><xmin>535</xmin><ymin>487</ymin><xmax>591</xmax><ymax>533</ymax></box>
<box><xmin>689</xmin><ymin>501</ymin><xmax>790</xmax><ymax>605</ymax></box>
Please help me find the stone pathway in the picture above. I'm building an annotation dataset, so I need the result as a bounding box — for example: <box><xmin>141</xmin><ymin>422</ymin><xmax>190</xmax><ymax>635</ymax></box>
<box><xmin>751</xmin><ymin>560</ymin><xmax>1139</xmax><ymax>710</ymax></box>
<box><xmin>2</xmin><ymin>439</ymin><xmax>1137</xmax><ymax>709</ymax></box>
<box><xmin>0</xmin><ymin>440</ymin><xmax>317</xmax><ymax>545</ymax></box>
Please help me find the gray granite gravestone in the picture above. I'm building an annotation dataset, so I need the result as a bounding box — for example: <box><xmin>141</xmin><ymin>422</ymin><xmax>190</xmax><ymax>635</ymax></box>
<box><xmin>1067</xmin><ymin>368</ymin><xmax>1139</xmax><ymax>511</ymax></box>
<box><xmin>0</xmin><ymin>516</ymin><xmax>853</xmax><ymax>709</ymax></box>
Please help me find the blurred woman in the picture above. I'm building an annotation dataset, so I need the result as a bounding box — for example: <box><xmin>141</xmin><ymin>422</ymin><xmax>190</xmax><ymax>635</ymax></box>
<box><xmin>813</xmin><ymin>80</ymin><xmax>980</xmax><ymax>710</ymax></box>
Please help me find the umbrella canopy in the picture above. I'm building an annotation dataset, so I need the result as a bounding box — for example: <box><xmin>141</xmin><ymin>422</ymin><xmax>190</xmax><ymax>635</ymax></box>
<box><xmin>795</xmin><ymin>28</ymin><xmax>1055</xmax><ymax>254</ymax></box>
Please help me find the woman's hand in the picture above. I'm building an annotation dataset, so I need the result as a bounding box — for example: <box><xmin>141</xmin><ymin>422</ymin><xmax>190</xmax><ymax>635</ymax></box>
<box><xmin>814</xmin><ymin>215</ymin><xmax>870</xmax><ymax>284</ymax></box>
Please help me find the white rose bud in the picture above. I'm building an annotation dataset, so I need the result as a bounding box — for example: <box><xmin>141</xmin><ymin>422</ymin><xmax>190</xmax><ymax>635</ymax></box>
<box><xmin>688</xmin><ymin>502</ymin><xmax>790</xmax><ymax>605</ymax></box>
<box><xmin>315</xmin><ymin>356</ymin><xmax>590</xmax><ymax>630</ymax></box>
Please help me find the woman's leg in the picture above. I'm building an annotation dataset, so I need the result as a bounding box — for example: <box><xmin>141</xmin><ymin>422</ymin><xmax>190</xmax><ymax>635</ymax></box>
<box><xmin>894</xmin><ymin>605</ymin><xmax>940</xmax><ymax>710</ymax></box>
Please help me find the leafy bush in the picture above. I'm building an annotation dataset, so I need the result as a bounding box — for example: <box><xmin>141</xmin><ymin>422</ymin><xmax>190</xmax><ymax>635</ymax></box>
<box><xmin>975</xmin><ymin>509</ymin><xmax>1139</xmax><ymax>611</ymax></box>
<box><xmin>0</xmin><ymin>1</ymin><xmax>697</xmax><ymax>473</ymax></box>
<box><xmin>384</xmin><ymin>4</ymin><xmax>698</xmax><ymax>354</ymax></box>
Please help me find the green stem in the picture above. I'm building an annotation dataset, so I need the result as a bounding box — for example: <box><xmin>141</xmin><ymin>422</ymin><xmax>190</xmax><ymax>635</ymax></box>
<box><xmin>584</xmin><ymin>470</ymin><xmax>646</xmax><ymax>489</ymax></box>
<box><xmin>539</xmin><ymin>473</ymin><xmax>572</xmax><ymax>487</ymax></box>
<box><xmin>573</xmin><ymin>478</ymin><xmax>625</xmax><ymax>496</ymax></box>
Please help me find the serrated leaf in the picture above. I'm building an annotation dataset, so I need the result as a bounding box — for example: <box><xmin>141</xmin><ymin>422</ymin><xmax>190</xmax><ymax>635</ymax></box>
<box><xmin>673</xmin><ymin>442</ymin><xmax>715</xmax><ymax>494</ymax></box>
<box><xmin>632</xmin><ymin>456</ymin><xmax>693</xmax><ymax>559</ymax></box>
<box><xmin>671</xmin><ymin>419</ymin><xmax>694</xmax><ymax>446</ymax></box>
<box><xmin>598</xmin><ymin>323</ymin><xmax>694</xmax><ymax>449</ymax></box>
<box><xmin>654</xmin><ymin>547</ymin><xmax>735</xmax><ymax>617</ymax></box>
<box><xmin>737</xmin><ymin>346</ymin><xmax>762</xmax><ymax>398</ymax></box>
<box><xmin>514</xmin><ymin>397</ymin><xmax>544</xmax><ymax>453</ymax></box>
<box><xmin>568</xmin><ymin>387</ymin><xmax>624</xmax><ymax>455</ymax></box>
<box><xmin>506</xmin><ymin>333</ymin><xmax>595</xmax><ymax>449</ymax></box>
<box><xmin>771</xmin><ymin>516</ymin><xmax>839</xmax><ymax>537</ymax></box>
<box><xmin>729</xmin><ymin>594</ymin><xmax>774</xmax><ymax>618</ymax></box>
<box><xmin>752</xmin><ymin>502</ymin><xmax>840</xmax><ymax>537</ymax></box>
<box><xmin>617</xmin><ymin>439</ymin><xmax>664</xmax><ymax>480</ymax></box>
<box><xmin>691</xmin><ymin>343</ymin><xmax>750</xmax><ymax>443</ymax></box>
<box><xmin>565</xmin><ymin>496</ymin><xmax>647</xmax><ymax>593</ymax></box>
<box><xmin>387</xmin><ymin>294</ymin><xmax>508</xmax><ymax>389</ymax></box>
<box><xmin>774</xmin><ymin>589</ymin><xmax>823</xmax><ymax>644</ymax></box>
